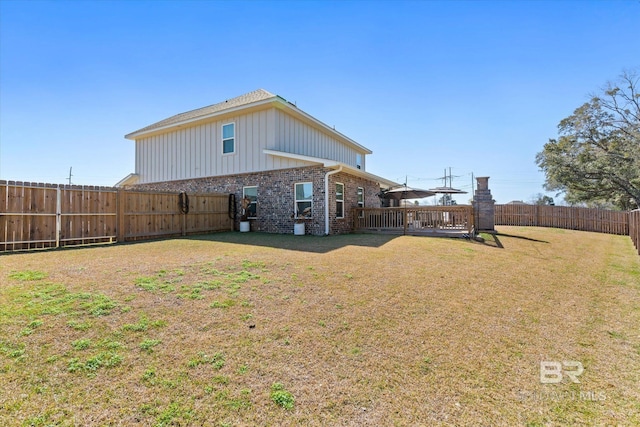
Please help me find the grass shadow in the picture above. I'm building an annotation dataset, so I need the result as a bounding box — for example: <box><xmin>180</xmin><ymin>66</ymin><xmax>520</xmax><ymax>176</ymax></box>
<box><xmin>475</xmin><ymin>232</ymin><xmax>549</xmax><ymax>249</ymax></box>
<box><xmin>186</xmin><ymin>231</ymin><xmax>401</xmax><ymax>254</ymax></box>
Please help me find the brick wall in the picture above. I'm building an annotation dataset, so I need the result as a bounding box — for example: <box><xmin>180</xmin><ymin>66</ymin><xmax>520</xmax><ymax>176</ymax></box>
<box><xmin>326</xmin><ymin>171</ymin><xmax>384</xmax><ymax>235</ymax></box>
<box><xmin>133</xmin><ymin>166</ymin><xmax>384</xmax><ymax>235</ymax></box>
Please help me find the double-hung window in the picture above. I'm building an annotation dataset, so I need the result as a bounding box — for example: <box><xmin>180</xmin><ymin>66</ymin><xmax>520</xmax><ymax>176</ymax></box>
<box><xmin>243</xmin><ymin>186</ymin><xmax>257</xmax><ymax>218</ymax></box>
<box><xmin>295</xmin><ymin>182</ymin><xmax>313</xmax><ymax>218</ymax></box>
<box><xmin>336</xmin><ymin>183</ymin><xmax>344</xmax><ymax>219</ymax></box>
<box><xmin>222</xmin><ymin>123</ymin><xmax>235</xmax><ymax>154</ymax></box>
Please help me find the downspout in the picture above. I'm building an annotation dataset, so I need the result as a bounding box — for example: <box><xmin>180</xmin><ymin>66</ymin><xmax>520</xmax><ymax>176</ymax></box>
<box><xmin>324</xmin><ymin>166</ymin><xmax>343</xmax><ymax>235</ymax></box>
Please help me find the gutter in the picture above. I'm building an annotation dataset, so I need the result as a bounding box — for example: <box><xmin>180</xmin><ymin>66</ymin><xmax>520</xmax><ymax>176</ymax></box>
<box><xmin>324</xmin><ymin>166</ymin><xmax>343</xmax><ymax>235</ymax></box>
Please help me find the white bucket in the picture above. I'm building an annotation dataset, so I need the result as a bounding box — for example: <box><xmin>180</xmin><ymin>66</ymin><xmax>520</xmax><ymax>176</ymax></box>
<box><xmin>240</xmin><ymin>221</ymin><xmax>250</xmax><ymax>232</ymax></box>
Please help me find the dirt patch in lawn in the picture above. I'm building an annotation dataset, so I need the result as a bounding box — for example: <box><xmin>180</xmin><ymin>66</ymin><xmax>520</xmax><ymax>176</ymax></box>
<box><xmin>1</xmin><ymin>226</ymin><xmax>639</xmax><ymax>426</ymax></box>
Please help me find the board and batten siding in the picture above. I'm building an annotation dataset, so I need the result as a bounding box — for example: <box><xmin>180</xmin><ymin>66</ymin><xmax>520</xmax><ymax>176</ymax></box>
<box><xmin>273</xmin><ymin>109</ymin><xmax>365</xmax><ymax>170</ymax></box>
<box><xmin>134</xmin><ymin>107</ymin><xmax>367</xmax><ymax>184</ymax></box>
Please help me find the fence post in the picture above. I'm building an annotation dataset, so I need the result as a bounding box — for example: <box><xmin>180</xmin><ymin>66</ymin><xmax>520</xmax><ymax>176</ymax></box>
<box><xmin>403</xmin><ymin>207</ymin><xmax>409</xmax><ymax>235</ymax></box>
<box><xmin>116</xmin><ymin>189</ymin><xmax>126</xmax><ymax>243</ymax></box>
<box><xmin>56</xmin><ymin>186</ymin><xmax>61</xmax><ymax>248</ymax></box>
<box><xmin>353</xmin><ymin>208</ymin><xmax>357</xmax><ymax>232</ymax></box>
<box><xmin>625</xmin><ymin>211</ymin><xmax>629</xmax><ymax>237</ymax></box>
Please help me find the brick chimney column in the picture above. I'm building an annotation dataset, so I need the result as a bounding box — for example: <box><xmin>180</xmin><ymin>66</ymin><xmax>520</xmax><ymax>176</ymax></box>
<box><xmin>473</xmin><ymin>176</ymin><xmax>495</xmax><ymax>232</ymax></box>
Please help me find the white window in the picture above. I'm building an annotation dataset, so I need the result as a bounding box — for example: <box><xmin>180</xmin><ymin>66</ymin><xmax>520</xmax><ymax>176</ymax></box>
<box><xmin>356</xmin><ymin>154</ymin><xmax>362</xmax><ymax>170</ymax></box>
<box><xmin>336</xmin><ymin>183</ymin><xmax>344</xmax><ymax>219</ymax></box>
<box><xmin>357</xmin><ymin>187</ymin><xmax>364</xmax><ymax>217</ymax></box>
<box><xmin>295</xmin><ymin>182</ymin><xmax>313</xmax><ymax>218</ymax></box>
<box><xmin>222</xmin><ymin>123</ymin><xmax>235</xmax><ymax>154</ymax></box>
<box><xmin>243</xmin><ymin>186</ymin><xmax>257</xmax><ymax>218</ymax></box>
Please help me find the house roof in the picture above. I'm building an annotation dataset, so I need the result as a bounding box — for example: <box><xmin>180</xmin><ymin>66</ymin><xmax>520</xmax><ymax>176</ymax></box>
<box><xmin>114</xmin><ymin>173</ymin><xmax>139</xmax><ymax>188</ymax></box>
<box><xmin>125</xmin><ymin>89</ymin><xmax>277</xmax><ymax>138</ymax></box>
<box><xmin>124</xmin><ymin>89</ymin><xmax>373</xmax><ymax>154</ymax></box>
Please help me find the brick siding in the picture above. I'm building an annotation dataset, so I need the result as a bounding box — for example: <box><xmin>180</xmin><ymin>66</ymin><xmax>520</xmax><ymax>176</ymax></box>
<box><xmin>132</xmin><ymin>166</ymin><xmax>384</xmax><ymax>235</ymax></box>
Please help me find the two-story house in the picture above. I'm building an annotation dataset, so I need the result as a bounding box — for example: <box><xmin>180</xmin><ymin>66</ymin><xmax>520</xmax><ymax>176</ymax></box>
<box><xmin>117</xmin><ymin>89</ymin><xmax>398</xmax><ymax>235</ymax></box>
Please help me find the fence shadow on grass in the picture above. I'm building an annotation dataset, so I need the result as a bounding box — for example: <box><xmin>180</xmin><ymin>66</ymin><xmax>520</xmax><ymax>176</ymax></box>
<box><xmin>186</xmin><ymin>232</ymin><xmax>401</xmax><ymax>254</ymax></box>
<box><xmin>475</xmin><ymin>232</ymin><xmax>550</xmax><ymax>249</ymax></box>
<box><xmin>498</xmin><ymin>232</ymin><xmax>549</xmax><ymax>243</ymax></box>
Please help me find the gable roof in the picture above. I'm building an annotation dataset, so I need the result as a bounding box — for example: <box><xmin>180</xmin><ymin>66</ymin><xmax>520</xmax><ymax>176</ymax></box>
<box><xmin>124</xmin><ymin>89</ymin><xmax>372</xmax><ymax>154</ymax></box>
<box><xmin>125</xmin><ymin>89</ymin><xmax>277</xmax><ymax>139</ymax></box>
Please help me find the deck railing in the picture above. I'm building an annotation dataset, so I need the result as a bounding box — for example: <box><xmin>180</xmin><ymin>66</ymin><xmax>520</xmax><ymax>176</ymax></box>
<box><xmin>353</xmin><ymin>205</ymin><xmax>474</xmax><ymax>236</ymax></box>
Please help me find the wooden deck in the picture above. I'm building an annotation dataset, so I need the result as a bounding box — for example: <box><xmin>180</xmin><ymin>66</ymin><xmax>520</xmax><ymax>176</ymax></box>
<box><xmin>353</xmin><ymin>206</ymin><xmax>474</xmax><ymax>237</ymax></box>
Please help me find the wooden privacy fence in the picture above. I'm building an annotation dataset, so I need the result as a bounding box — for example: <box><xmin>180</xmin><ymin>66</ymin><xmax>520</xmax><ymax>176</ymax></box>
<box><xmin>630</xmin><ymin>210</ymin><xmax>640</xmax><ymax>255</ymax></box>
<box><xmin>495</xmin><ymin>204</ymin><xmax>629</xmax><ymax>235</ymax></box>
<box><xmin>116</xmin><ymin>189</ymin><xmax>232</xmax><ymax>242</ymax></box>
<box><xmin>353</xmin><ymin>205</ymin><xmax>474</xmax><ymax>236</ymax></box>
<box><xmin>0</xmin><ymin>182</ymin><xmax>117</xmax><ymax>251</ymax></box>
<box><xmin>1</xmin><ymin>181</ymin><xmax>232</xmax><ymax>252</ymax></box>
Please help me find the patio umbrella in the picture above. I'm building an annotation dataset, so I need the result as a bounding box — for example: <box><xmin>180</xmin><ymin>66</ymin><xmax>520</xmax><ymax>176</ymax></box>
<box><xmin>427</xmin><ymin>186</ymin><xmax>468</xmax><ymax>194</ymax></box>
<box><xmin>428</xmin><ymin>186</ymin><xmax>468</xmax><ymax>206</ymax></box>
<box><xmin>382</xmin><ymin>186</ymin><xmax>436</xmax><ymax>200</ymax></box>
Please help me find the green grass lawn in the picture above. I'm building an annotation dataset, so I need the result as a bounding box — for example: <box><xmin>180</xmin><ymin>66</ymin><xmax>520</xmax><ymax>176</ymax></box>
<box><xmin>1</xmin><ymin>227</ymin><xmax>639</xmax><ymax>426</ymax></box>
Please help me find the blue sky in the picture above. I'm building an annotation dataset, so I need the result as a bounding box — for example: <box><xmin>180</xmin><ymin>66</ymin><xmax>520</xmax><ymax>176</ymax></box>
<box><xmin>1</xmin><ymin>0</ymin><xmax>638</xmax><ymax>204</ymax></box>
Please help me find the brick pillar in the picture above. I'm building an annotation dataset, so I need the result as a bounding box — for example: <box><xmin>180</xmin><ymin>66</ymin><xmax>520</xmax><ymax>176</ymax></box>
<box><xmin>473</xmin><ymin>176</ymin><xmax>495</xmax><ymax>232</ymax></box>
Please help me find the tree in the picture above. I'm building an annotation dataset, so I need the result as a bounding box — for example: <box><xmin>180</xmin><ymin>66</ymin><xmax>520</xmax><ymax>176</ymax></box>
<box><xmin>530</xmin><ymin>193</ymin><xmax>555</xmax><ymax>205</ymax></box>
<box><xmin>536</xmin><ymin>70</ymin><xmax>640</xmax><ymax>210</ymax></box>
<box><xmin>438</xmin><ymin>194</ymin><xmax>457</xmax><ymax>206</ymax></box>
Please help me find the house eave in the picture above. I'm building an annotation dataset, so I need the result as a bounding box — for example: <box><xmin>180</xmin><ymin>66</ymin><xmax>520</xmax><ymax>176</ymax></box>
<box><xmin>336</xmin><ymin>164</ymin><xmax>399</xmax><ymax>189</ymax></box>
<box><xmin>263</xmin><ymin>149</ymin><xmax>398</xmax><ymax>188</ymax></box>
<box><xmin>115</xmin><ymin>173</ymin><xmax>140</xmax><ymax>188</ymax></box>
